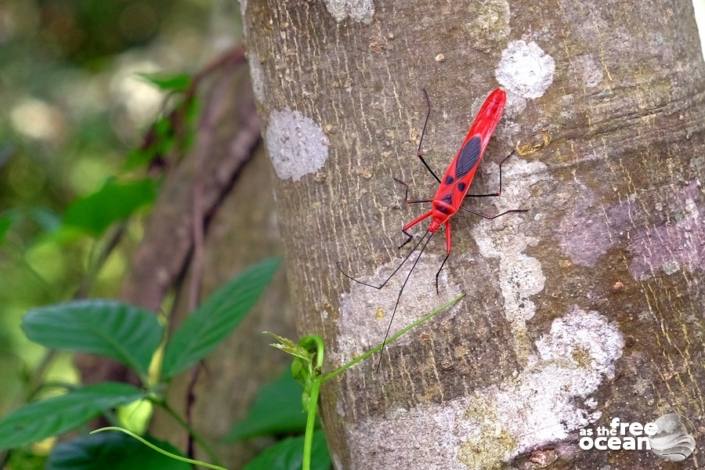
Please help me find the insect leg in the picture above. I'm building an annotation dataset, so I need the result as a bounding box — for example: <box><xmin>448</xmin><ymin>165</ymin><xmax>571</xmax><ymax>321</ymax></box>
<box><xmin>462</xmin><ymin>207</ymin><xmax>528</xmax><ymax>219</ymax></box>
<box><xmin>416</xmin><ymin>89</ymin><xmax>442</xmax><ymax>184</ymax></box>
<box><xmin>377</xmin><ymin>231</ymin><xmax>434</xmax><ymax>370</ymax></box>
<box><xmin>435</xmin><ymin>221</ymin><xmax>451</xmax><ymax>294</ymax></box>
<box><xmin>464</xmin><ymin>151</ymin><xmax>515</xmax><ymax>198</ymax></box>
<box><xmin>402</xmin><ymin>210</ymin><xmax>433</xmax><ymax>231</ymax></box>
<box><xmin>393</xmin><ymin>177</ymin><xmax>432</xmax><ymax>205</ymax></box>
<box><xmin>399</xmin><ymin>228</ymin><xmax>414</xmax><ymax>250</ymax></box>
<box><xmin>337</xmin><ymin>227</ymin><xmax>430</xmax><ymax>290</ymax></box>
<box><xmin>398</xmin><ymin>209</ymin><xmax>433</xmax><ymax>249</ymax></box>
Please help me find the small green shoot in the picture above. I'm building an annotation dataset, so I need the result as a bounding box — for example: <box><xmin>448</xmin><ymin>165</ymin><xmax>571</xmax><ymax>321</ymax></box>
<box><xmin>266</xmin><ymin>292</ymin><xmax>465</xmax><ymax>470</ymax></box>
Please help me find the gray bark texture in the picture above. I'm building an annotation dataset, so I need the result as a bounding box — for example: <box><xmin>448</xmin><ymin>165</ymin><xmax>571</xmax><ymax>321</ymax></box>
<box><xmin>244</xmin><ymin>0</ymin><xmax>705</xmax><ymax>468</ymax></box>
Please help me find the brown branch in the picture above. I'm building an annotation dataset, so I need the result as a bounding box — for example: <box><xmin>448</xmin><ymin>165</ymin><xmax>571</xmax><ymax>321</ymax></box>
<box><xmin>182</xmin><ymin>54</ymin><xmax>236</xmax><ymax>458</ymax></box>
<box><xmin>77</xmin><ymin>47</ymin><xmax>261</xmax><ymax>389</ymax></box>
<box><xmin>185</xmin><ymin>363</ymin><xmax>203</xmax><ymax>458</ymax></box>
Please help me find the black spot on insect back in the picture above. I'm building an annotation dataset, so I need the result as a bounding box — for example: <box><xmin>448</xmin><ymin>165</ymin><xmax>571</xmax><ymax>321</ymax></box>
<box><xmin>457</xmin><ymin>182</ymin><xmax>466</xmax><ymax>192</ymax></box>
<box><xmin>442</xmin><ymin>194</ymin><xmax>453</xmax><ymax>204</ymax></box>
<box><xmin>445</xmin><ymin>176</ymin><xmax>454</xmax><ymax>185</ymax></box>
<box><xmin>455</xmin><ymin>136</ymin><xmax>482</xmax><ymax>179</ymax></box>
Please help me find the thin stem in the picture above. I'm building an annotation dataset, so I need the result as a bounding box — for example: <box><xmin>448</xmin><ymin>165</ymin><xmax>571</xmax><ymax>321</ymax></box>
<box><xmin>75</xmin><ymin>223</ymin><xmax>127</xmax><ymax>298</ymax></box>
<box><xmin>321</xmin><ymin>293</ymin><xmax>465</xmax><ymax>383</ymax></box>
<box><xmin>302</xmin><ymin>378</ymin><xmax>321</xmax><ymax>470</ymax></box>
<box><xmin>8</xmin><ymin>243</ymin><xmax>57</xmax><ymax>297</ymax></box>
<box><xmin>91</xmin><ymin>427</ymin><xmax>227</xmax><ymax>470</ymax></box>
<box><xmin>158</xmin><ymin>400</ymin><xmax>221</xmax><ymax>466</ymax></box>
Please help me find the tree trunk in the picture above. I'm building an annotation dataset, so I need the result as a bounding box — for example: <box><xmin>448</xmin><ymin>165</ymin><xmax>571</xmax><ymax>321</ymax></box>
<box><xmin>244</xmin><ymin>0</ymin><xmax>705</xmax><ymax>468</ymax></box>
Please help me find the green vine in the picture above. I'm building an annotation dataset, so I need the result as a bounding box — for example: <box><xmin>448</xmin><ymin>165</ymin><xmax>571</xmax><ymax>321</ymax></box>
<box><xmin>267</xmin><ymin>292</ymin><xmax>465</xmax><ymax>470</ymax></box>
<box><xmin>91</xmin><ymin>427</ymin><xmax>226</xmax><ymax>470</ymax></box>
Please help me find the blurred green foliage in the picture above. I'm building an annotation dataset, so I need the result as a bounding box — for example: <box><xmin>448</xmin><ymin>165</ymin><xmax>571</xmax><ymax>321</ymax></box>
<box><xmin>0</xmin><ymin>0</ymin><xmax>241</xmax><ymax>467</ymax></box>
<box><xmin>225</xmin><ymin>370</ymin><xmax>308</xmax><ymax>442</ymax></box>
<box><xmin>0</xmin><ymin>0</ymin><xmax>327</xmax><ymax>467</ymax></box>
<box><xmin>0</xmin><ymin>258</ymin><xmax>283</xmax><ymax>468</ymax></box>
<box><xmin>47</xmin><ymin>432</ymin><xmax>190</xmax><ymax>470</ymax></box>
<box><xmin>243</xmin><ymin>431</ymin><xmax>331</xmax><ymax>470</ymax></box>
<box><xmin>62</xmin><ymin>178</ymin><xmax>157</xmax><ymax>236</ymax></box>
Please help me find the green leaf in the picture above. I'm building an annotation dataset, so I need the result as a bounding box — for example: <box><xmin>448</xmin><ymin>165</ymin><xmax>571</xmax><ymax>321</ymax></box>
<box><xmin>47</xmin><ymin>431</ymin><xmax>189</xmax><ymax>470</ymax></box>
<box><xmin>63</xmin><ymin>178</ymin><xmax>157</xmax><ymax>236</ymax></box>
<box><xmin>0</xmin><ymin>382</ymin><xmax>144</xmax><ymax>450</ymax></box>
<box><xmin>124</xmin><ymin>148</ymin><xmax>153</xmax><ymax>170</ymax></box>
<box><xmin>29</xmin><ymin>207</ymin><xmax>61</xmax><ymax>232</ymax></box>
<box><xmin>0</xmin><ymin>214</ymin><xmax>12</xmax><ymax>244</ymax></box>
<box><xmin>224</xmin><ymin>369</ymin><xmax>307</xmax><ymax>442</ymax></box>
<box><xmin>138</xmin><ymin>73</ymin><xmax>192</xmax><ymax>92</ymax></box>
<box><xmin>243</xmin><ymin>431</ymin><xmax>331</xmax><ymax>470</ymax></box>
<box><xmin>22</xmin><ymin>300</ymin><xmax>163</xmax><ymax>377</ymax></box>
<box><xmin>162</xmin><ymin>258</ymin><xmax>280</xmax><ymax>379</ymax></box>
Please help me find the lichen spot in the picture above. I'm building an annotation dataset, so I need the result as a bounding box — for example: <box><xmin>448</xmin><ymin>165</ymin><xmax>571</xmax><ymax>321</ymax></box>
<box><xmin>463</xmin><ymin>0</ymin><xmax>511</xmax><ymax>53</ymax></box>
<box><xmin>265</xmin><ymin>109</ymin><xmax>330</xmax><ymax>182</ymax></box>
<box><xmin>324</xmin><ymin>0</ymin><xmax>375</xmax><ymax>24</ymax></box>
<box><xmin>495</xmin><ymin>40</ymin><xmax>555</xmax><ymax>99</ymax></box>
<box><xmin>456</xmin><ymin>136</ymin><xmax>482</xmax><ymax>178</ymax></box>
<box><xmin>247</xmin><ymin>54</ymin><xmax>266</xmax><ymax>103</ymax></box>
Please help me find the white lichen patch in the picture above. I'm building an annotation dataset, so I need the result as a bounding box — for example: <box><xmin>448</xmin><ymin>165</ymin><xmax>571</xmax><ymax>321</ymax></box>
<box><xmin>535</xmin><ymin>307</ymin><xmax>624</xmax><ymax>379</ymax></box>
<box><xmin>343</xmin><ymin>307</ymin><xmax>624</xmax><ymax>469</ymax></box>
<box><xmin>502</xmin><ymin>92</ymin><xmax>527</xmax><ymax>120</ymax></box>
<box><xmin>471</xmin><ymin>158</ymin><xmax>548</xmax><ymax>344</ymax></box>
<box><xmin>346</xmin><ymin>397</ymin><xmax>476</xmax><ymax>470</ymax></box>
<box><xmin>334</xmin><ymin>254</ymin><xmax>462</xmax><ymax>365</ymax></box>
<box><xmin>247</xmin><ymin>54</ymin><xmax>265</xmax><ymax>103</ymax></box>
<box><xmin>573</xmin><ymin>54</ymin><xmax>603</xmax><ymax>88</ymax></box>
<box><xmin>265</xmin><ymin>109</ymin><xmax>329</xmax><ymax>181</ymax></box>
<box><xmin>463</xmin><ymin>0</ymin><xmax>511</xmax><ymax>53</ymax></box>
<box><xmin>461</xmin><ymin>307</ymin><xmax>623</xmax><ymax>466</ymax></box>
<box><xmin>495</xmin><ymin>40</ymin><xmax>555</xmax><ymax>99</ymax></box>
<box><xmin>695</xmin><ymin>0</ymin><xmax>705</xmax><ymax>62</ymax></box>
<box><xmin>324</xmin><ymin>0</ymin><xmax>375</xmax><ymax>24</ymax></box>
<box><xmin>239</xmin><ymin>0</ymin><xmax>248</xmax><ymax>34</ymax></box>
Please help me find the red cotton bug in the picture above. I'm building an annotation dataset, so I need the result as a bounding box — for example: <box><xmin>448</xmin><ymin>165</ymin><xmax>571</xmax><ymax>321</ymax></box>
<box><xmin>338</xmin><ymin>88</ymin><xmax>527</xmax><ymax>364</ymax></box>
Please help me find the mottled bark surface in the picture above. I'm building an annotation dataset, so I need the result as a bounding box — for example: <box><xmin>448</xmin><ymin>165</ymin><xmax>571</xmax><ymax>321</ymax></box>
<box><xmin>245</xmin><ymin>0</ymin><xmax>705</xmax><ymax>468</ymax></box>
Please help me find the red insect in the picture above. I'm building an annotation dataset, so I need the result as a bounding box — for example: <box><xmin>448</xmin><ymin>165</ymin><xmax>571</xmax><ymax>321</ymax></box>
<box><xmin>339</xmin><ymin>88</ymin><xmax>526</xmax><ymax>362</ymax></box>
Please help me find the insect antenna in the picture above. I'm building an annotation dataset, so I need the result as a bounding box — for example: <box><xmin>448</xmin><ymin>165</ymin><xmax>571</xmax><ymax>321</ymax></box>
<box><xmin>376</xmin><ymin>230</ymin><xmax>434</xmax><ymax>370</ymax></box>
<box><xmin>336</xmin><ymin>230</ymin><xmax>429</xmax><ymax>290</ymax></box>
<box><xmin>462</xmin><ymin>207</ymin><xmax>528</xmax><ymax>219</ymax></box>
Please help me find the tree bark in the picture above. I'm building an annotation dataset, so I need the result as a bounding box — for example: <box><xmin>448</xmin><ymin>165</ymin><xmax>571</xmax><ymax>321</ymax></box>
<box><xmin>244</xmin><ymin>0</ymin><xmax>705</xmax><ymax>468</ymax></box>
